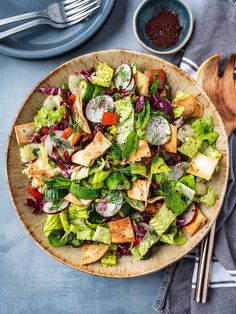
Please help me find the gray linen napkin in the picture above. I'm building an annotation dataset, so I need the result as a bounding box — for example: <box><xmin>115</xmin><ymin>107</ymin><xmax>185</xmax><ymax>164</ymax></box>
<box><xmin>154</xmin><ymin>0</ymin><xmax>236</xmax><ymax>313</ymax></box>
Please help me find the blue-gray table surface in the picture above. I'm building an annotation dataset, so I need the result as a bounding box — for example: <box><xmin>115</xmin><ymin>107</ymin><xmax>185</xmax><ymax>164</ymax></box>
<box><xmin>0</xmin><ymin>1</ymin><xmax>201</xmax><ymax>313</ymax></box>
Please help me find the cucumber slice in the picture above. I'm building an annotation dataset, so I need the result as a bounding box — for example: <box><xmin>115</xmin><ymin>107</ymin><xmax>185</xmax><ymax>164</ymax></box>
<box><xmin>68</xmin><ymin>75</ymin><xmax>83</xmax><ymax>95</ymax></box>
<box><xmin>79</xmin><ymin>80</ymin><xmax>95</xmax><ymax>102</ymax></box>
<box><xmin>93</xmin><ymin>85</ymin><xmax>105</xmax><ymax>97</ymax></box>
<box><xmin>177</xmin><ymin>124</ymin><xmax>194</xmax><ymax>142</ymax></box>
<box><xmin>86</xmin><ymin>95</ymin><xmax>114</xmax><ymax>123</ymax></box>
<box><xmin>44</xmin><ymin>189</ymin><xmax>68</xmax><ymax>201</ymax></box>
<box><xmin>145</xmin><ymin>116</ymin><xmax>171</xmax><ymax>145</ymax></box>
<box><xmin>114</xmin><ymin>64</ymin><xmax>132</xmax><ymax>90</ymax></box>
<box><xmin>95</xmin><ymin>192</ymin><xmax>123</xmax><ymax>217</ymax></box>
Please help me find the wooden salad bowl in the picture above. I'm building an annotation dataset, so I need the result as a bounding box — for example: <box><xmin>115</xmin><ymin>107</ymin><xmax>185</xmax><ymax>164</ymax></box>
<box><xmin>6</xmin><ymin>50</ymin><xmax>229</xmax><ymax>277</ymax></box>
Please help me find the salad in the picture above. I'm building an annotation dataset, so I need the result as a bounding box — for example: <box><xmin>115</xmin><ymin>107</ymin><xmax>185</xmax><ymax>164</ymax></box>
<box><xmin>15</xmin><ymin>62</ymin><xmax>221</xmax><ymax>267</ymax></box>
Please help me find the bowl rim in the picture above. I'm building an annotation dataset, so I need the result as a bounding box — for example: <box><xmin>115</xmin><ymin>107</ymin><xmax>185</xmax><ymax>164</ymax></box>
<box><xmin>5</xmin><ymin>49</ymin><xmax>229</xmax><ymax>278</ymax></box>
<box><xmin>133</xmin><ymin>0</ymin><xmax>194</xmax><ymax>55</ymax></box>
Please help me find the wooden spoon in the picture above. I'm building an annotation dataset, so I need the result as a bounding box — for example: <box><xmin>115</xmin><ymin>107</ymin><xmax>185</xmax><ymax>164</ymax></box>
<box><xmin>194</xmin><ymin>54</ymin><xmax>236</xmax><ymax>303</ymax></box>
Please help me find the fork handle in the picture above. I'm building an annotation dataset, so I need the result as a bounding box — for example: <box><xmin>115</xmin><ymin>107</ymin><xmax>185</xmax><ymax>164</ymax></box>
<box><xmin>0</xmin><ymin>18</ymin><xmax>46</xmax><ymax>40</ymax></box>
<box><xmin>0</xmin><ymin>10</ymin><xmax>44</xmax><ymax>27</ymax></box>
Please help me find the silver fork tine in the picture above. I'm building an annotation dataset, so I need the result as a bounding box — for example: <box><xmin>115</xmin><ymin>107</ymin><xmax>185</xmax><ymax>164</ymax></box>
<box><xmin>66</xmin><ymin>0</ymin><xmax>98</xmax><ymax>17</ymax></box>
<box><xmin>63</xmin><ymin>0</ymin><xmax>82</xmax><ymax>5</ymax></box>
<box><xmin>66</xmin><ymin>4</ymin><xmax>99</xmax><ymax>22</ymax></box>
<box><xmin>65</xmin><ymin>0</ymin><xmax>91</xmax><ymax>11</ymax></box>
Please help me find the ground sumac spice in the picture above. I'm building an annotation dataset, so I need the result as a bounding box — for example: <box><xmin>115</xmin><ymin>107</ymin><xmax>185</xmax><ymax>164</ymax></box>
<box><xmin>145</xmin><ymin>8</ymin><xmax>182</xmax><ymax>49</ymax></box>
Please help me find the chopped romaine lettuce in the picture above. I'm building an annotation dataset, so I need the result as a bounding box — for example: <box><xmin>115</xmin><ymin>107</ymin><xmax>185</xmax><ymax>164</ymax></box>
<box><xmin>43</xmin><ymin>214</ymin><xmax>62</xmax><ymax>237</ymax></box>
<box><xmin>131</xmin><ymin>229</ymin><xmax>159</xmax><ymax>260</ymax></box>
<box><xmin>173</xmin><ymin>90</ymin><xmax>190</xmax><ymax>100</ymax></box>
<box><xmin>92</xmin><ymin>225</ymin><xmax>111</xmax><ymax>245</ymax></box>
<box><xmin>160</xmin><ymin>179</ymin><xmax>189</xmax><ymax>216</ymax></box>
<box><xmin>76</xmin><ymin>228</ymin><xmax>94</xmax><ymax>241</ymax></box>
<box><xmin>203</xmin><ymin>146</ymin><xmax>222</xmax><ymax>159</ymax></box>
<box><xmin>90</xmin><ymin>171</ymin><xmax>110</xmax><ymax>189</ymax></box>
<box><xmin>150</xmin><ymin>203</ymin><xmax>176</xmax><ymax>235</ymax></box>
<box><xmin>71</xmin><ymin>167</ymin><xmax>90</xmax><ymax>181</ymax></box>
<box><xmin>135</xmin><ymin>101</ymin><xmax>150</xmax><ymax>130</ymax></box>
<box><xmin>125</xmin><ymin>196</ymin><xmax>145</xmax><ymax>211</ymax></box>
<box><xmin>192</xmin><ymin>116</ymin><xmax>219</xmax><ymax>144</ymax></box>
<box><xmin>130</xmin><ymin>163</ymin><xmax>147</xmax><ymax>177</ymax></box>
<box><xmin>20</xmin><ymin>144</ymin><xmax>42</xmax><ymax>163</ymax></box>
<box><xmin>91</xmin><ymin>62</ymin><xmax>114</xmax><ymax>87</ymax></box>
<box><xmin>115</xmin><ymin>96</ymin><xmax>134</xmax><ymax>146</ymax></box>
<box><xmin>200</xmin><ymin>187</ymin><xmax>217</xmax><ymax>208</ymax></box>
<box><xmin>34</xmin><ymin>106</ymin><xmax>65</xmax><ymax>131</ymax></box>
<box><xmin>172</xmin><ymin>105</ymin><xmax>185</xmax><ymax>118</ymax></box>
<box><xmin>178</xmin><ymin>137</ymin><xmax>202</xmax><ymax>158</ymax></box>
<box><xmin>59</xmin><ymin>212</ymin><xmax>70</xmax><ymax>232</ymax></box>
<box><xmin>179</xmin><ymin>175</ymin><xmax>196</xmax><ymax>190</ymax></box>
<box><xmin>160</xmin><ymin>223</ymin><xmax>186</xmax><ymax>245</ymax></box>
<box><xmin>101</xmin><ymin>252</ymin><xmax>117</xmax><ymax>268</ymax></box>
<box><xmin>68</xmin><ymin>203</ymin><xmax>89</xmax><ymax>221</ymax></box>
<box><xmin>151</xmin><ymin>156</ymin><xmax>171</xmax><ymax>175</ymax></box>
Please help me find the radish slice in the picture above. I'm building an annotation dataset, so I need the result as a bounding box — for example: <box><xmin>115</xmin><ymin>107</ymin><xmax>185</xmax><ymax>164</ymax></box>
<box><xmin>177</xmin><ymin>124</ymin><xmax>194</xmax><ymax>142</ymax></box>
<box><xmin>146</xmin><ymin>116</ymin><xmax>171</xmax><ymax>145</ymax></box>
<box><xmin>43</xmin><ymin>200</ymin><xmax>69</xmax><ymax>214</ymax></box>
<box><xmin>114</xmin><ymin>64</ymin><xmax>132</xmax><ymax>90</ymax></box>
<box><xmin>124</xmin><ymin>77</ymin><xmax>135</xmax><ymax>91</ymax></box>
<box><xmin>86</xmin><ymin>95</ymin><xmax>114</xmax><ymax>123</ymax></box>
<box><xmin>43</xmin><ymin>130</ymin><xmax>63</xmax><ymax>157</ymax></box>
<box><xmin>95</xmin><ymin>192</ymin><xmax>123</xmax><ymax>217</ymax></box>
<box><xmin>177</xmin><ymin>203</ymin><xmax>198</xmax><ymax>226</ymax></box>
<box><xmin>169</xmin><ymin>162</ymin><xmax>190</xmax><ymax>180</ymax></box>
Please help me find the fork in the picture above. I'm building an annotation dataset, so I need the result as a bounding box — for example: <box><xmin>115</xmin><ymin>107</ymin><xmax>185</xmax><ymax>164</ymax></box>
<box><xmin>0</xmin><ymin>0</ymin><xmax>98</xmax><ymax>26</ymax></box>
<box><xmin>0</xmin><ymin>1</ymin><xmax>99</xmax><ymax>40</ymax></box>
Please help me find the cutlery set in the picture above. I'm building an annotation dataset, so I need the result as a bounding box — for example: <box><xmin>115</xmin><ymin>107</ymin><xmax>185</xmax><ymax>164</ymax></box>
<box><xmin>0</xmin><ymin>0</ymin><xmax>100</xmax><ymax>40</ymax></box>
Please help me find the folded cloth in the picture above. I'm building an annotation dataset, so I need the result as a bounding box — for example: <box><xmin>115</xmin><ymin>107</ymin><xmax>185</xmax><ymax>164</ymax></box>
<box><xmin>154</xmin><ymin>0</ymin><xmax>236</xmax><ymax>313</ymax></box>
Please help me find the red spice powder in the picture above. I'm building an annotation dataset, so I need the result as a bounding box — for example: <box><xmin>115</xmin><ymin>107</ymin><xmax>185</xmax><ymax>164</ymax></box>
<box><xmin>145</xmin><ymin>8</ymin><xmax>182</xmax><ymax>49</ymax></box>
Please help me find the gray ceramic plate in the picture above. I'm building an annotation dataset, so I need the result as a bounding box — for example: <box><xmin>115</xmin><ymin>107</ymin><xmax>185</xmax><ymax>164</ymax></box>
<box><xmin>0</xmin><ymin>0</ymin><xmax>115</xmax><ymax>59</ymax></box>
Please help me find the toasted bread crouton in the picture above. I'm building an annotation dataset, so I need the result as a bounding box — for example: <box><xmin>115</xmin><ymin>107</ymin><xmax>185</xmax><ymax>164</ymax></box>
<box><xmin>128</xmin><ymin>140</ymin><xmax>151</xmax><ymax>162</ymax></box>
<box><xmin>128</xmin><ymin>179</ymin><xmax>150</xmax><ymax>202</ymax></box>
<box><xmin>108</xmin><ymin>217</ymin><xmax>135</xmax><ymax>243</ymax></box>
<box><xmin>183</xmin><ymin>210</ymin><xmax>207</xmax><ymax>236</ymax></box>
<box><xmin>134</xmin><ymin>71</ymin><xmax>149</xmax><ymax>96</ymax></box>
<box><xmin>72</xmin><ymin>95</ymin><xmax>91</xmax><ymax>134</ymax></box>
<box><xmin>80</xmin><ymin>244</ymin><xmax>109</xmax><ymax>265</ymax></box>
<box><xmin>27</xmin><ymin>156</ymin><xmax>56</xmax><ymax>178</ymax></box>
<box><xmin>163</xmin><ymin>124</ymin><xmax>177</xmax><ymax>153</ymax></box>
<box><xmin>173</xmin><ymin>95</ymin><xmax>202</xmax><ymax>120</ymax></box>
<box><xmin>71</xmin><ymin>131</ymin><xmax>111</xmax><ymax>167</ymax></box>
<box><xmin>187</xmin><ymin>152</ymin><xmax>219</xmax><ymax>181</ymax></box>
<box><xmin>64</xmin><ymin>193</ymin><xmax>92</xmax><ymax>207</ymax></box>
<box><xmin>15</xmin><ymin>122</ymin><xmax>36</xmax><ymax>145</ymax></box>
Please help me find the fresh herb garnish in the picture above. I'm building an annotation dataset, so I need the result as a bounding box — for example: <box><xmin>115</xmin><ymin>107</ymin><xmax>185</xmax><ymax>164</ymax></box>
<box><xmin>49</xmin><ymin>132</ymin><xmax>73</xmax><ymax>149</ymax></box>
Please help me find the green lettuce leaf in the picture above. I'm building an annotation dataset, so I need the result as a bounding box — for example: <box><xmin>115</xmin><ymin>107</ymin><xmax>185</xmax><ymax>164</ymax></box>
<box><xmin>101</xmin><ymin>252</ymin><xmax>117</xmax><ymax>268</ymax></box>
<box><xmin>125</xmin><ymin>196</ymin><xmax>145</xmax><ymax>211</ymax></box>
<box><xmin>130</xmin><ymin>163</ymin><xmax>147</xmax><ymax>177</ymax></box>
<box><xmin>200</xmin><ymin>187</ymin><xmax>217</xmax><ymax>208</ymax></box>
<box><xmin>89</xmin><ymin>171</ymin><xmax>110</xmax><ymax>189</ymax></box>
<box><xmin>48</xmin><ymin>229</ymin><xmax>69</xmax><ymax>247</ymax></box>
<box><xmin>122</xmin><ymin>130</ymin><xmax>139</xmax><ymax>160</ymax></box>
<box><xmin>42</xmin><ymin>176</ymin><xmax>72</xmax><ymax>189</ymax></box>
<box><xmin>70</xmin><ymin>182</ymin><xmax>99</xmax><ymax>200</ymax></box>
<box><xmin>179</xmin><ymin>175</ymin><xmax>196</xmax><ymax>190</ymax></box>
<box><xmin>43</xmin><ymin>214</ymin><xmax>62</xmax><ymax>237</ymax></box>
<box><xmin>135</xmin><ymin>101</ymin><xmax>150</xmax><ymax>130</ymax></box>
<box><xmin>59</xmin><ymin>212</ymin><xmax>70</xmax><ymax>232</ymax></box>
<box><xmin>71</xmin><ymin>167</ymin><xmax>90</xmax><ymax>181</ymax></box>
<box><xmin>160</xmin><ymin>223</ymin><xmax>186</xmax><ymax>245</ymax></box>
<box><xmin>92</xmin><ymin>225</ymin><xmax>111</xmax><ymax>245</ymax></box>
<box><xmin>69</xmin><ymin>219</ymin><xmax>95</xmax><ymax>240</ymax></box>
<box><xmin>115</xmin><ymin>96</ymin><xmax>134</xmax><ymax>146</ymax></box>
<box><xmin>203</xmin><ymin>146</ymin><xmax>222</xmax><ymax>159</ymax></box>
<box><xmin>173</xmin><ymin>90</ymin><xmax>190</xmax><ymax>100</ymax></box>
<box><xmin>151</xmin><ymin>156</ymin><xmax>171</xmax><ymax>175</ymax></box>
<box><xmin>178</xmin><ymin>137</ymin><xmax>202</xmax><ymax>158</ymax></box>
<box><xmin>160</xmin><ymin>179</ymin><xmax>190</xmax><ymax>216</ymax></box>
<box><xmin>173</xmin><ymin>105</ymin><xmax>185</xmax><ymax>118</ymax></box>
<box><xmin>68</xmin><ymin>203</ymin><xmax>89</xmax><ymax>221</ymax></box>
<box><xmin>34</xmin><ymin>106</ymin><xmax>65</xmax><ymax>131</ymax></box>
<box><xmin>192</xmin><ymin>117</ymin><xmax>219</xmax><ymax>144</ymax></box>
<box><xmin>150</xmin><ymin>203</ymin><xmax>176</xmax><ymax>235</ymax></box>
<box><xmin>131</xmin><ymin>229</ymin><xmax>159</xmax><ymax>260</ymax></box>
